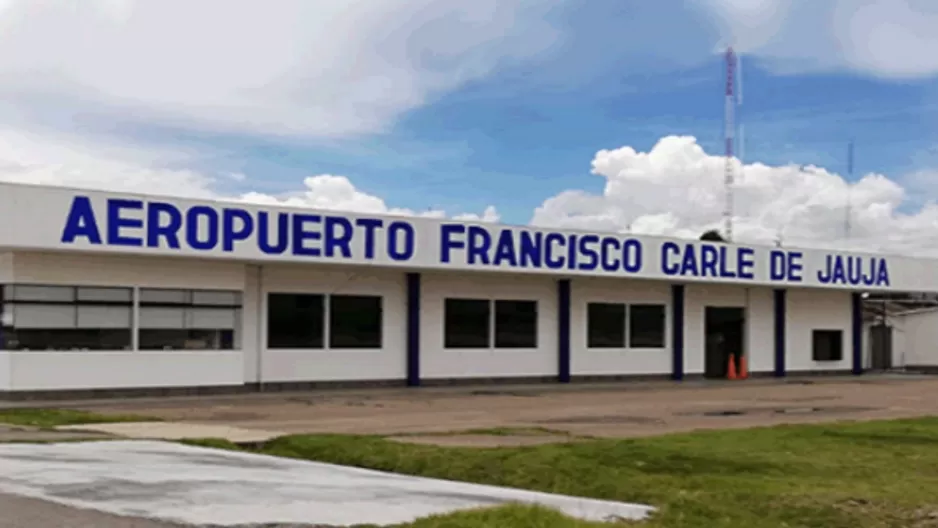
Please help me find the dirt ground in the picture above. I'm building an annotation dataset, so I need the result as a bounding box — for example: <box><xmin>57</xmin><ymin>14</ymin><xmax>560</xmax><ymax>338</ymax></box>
<box><xmin>69</xmin><ymin>375</ymin><xmax>938</xmax><ymax>446</ymax></box>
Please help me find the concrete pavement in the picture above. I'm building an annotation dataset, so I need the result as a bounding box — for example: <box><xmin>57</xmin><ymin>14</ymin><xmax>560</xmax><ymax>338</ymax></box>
<box><xmin>0</xmin><ymin>440</ymin><xmax>653</xmax><ymax>526</ymax></box>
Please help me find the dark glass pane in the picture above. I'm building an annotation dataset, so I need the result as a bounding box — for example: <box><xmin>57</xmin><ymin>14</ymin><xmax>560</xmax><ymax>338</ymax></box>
<box><xmin>587</xmin><ymin>302</ymin><xmax>626</xmax><ymax>348</ymax></box>
<box><xmin>329</xmin><ymin>295</ymin><xmax>382</xmax><ymax>349</ymax></box>
<box><xmin>629</xmin><ymin>304</ymin><xmax>666</xmax><ymax>348</ymax></box>
<box><xmin>267</xmin><ymin>293</ymin><xmax>324</xmax><ymax>349</ymax></box>
<box><xmin>812</xmin><ymin>330</ymin><xmax>843</xmax><ymax>361</ymax></box>
<box><xmin>445</xmin><ymin>298</ymin><xmax>490</xmax><ymax>348</ymax></box>
<box><xmin>494</xmin><ymin>300</ymin><xmax>537</xmax><ymax>348</ymax></box>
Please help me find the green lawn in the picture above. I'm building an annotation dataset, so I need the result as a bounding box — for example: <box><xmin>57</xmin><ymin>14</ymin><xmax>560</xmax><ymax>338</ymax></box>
<box><xmin>190</xmin><ymin>418</ymin><xmax>938</xmax><ymax>527</ymax></box>
<box><xmin>0</xmin><ymin>408</ymin><xmax>160</xmax><ymax>428</ymax></box>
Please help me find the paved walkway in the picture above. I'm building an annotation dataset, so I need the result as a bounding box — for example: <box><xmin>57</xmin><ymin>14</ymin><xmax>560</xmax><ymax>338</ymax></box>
<box><xmin>50</xmin><ymin>374</ymin><xmax>938</xmax><ymax>446</ymax></box>
<box><xmin>54</xmin><ymin>422</ymin><xmax>285</xmax><ymax>443</ymax></box>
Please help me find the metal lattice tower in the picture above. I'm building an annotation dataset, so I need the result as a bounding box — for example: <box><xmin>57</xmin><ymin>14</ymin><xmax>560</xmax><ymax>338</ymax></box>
<box><xmin>723</xmin><ymin>47</ymin><xmax>737</xmax><ymax>242</ymax></box>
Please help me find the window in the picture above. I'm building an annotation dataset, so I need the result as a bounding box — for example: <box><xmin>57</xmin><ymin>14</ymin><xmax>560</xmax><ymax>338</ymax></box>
<box><xmin>267</xmin><ymin>293</ymin><xmax>324</xmax><ymax>349</ymax></box>
<box><xmin>494</xmin><ymin>300</ymin><xmax>538</xmax><ymax>348</ymax></box>
<box><xmin>812</xmin><ymin>329</ymin><xmax>843</xmax><ymax>362</ymax></box>
<box><xmin>329</xmin><ymin>295</ymin><xmax>382</xmax><ymax>349</ymax></box>
<box><xmin>0</xmin><ymin>285</ymin><xmax>133</xmax><ymax>351</ymax></box>
<box><xmin>444</xmin><ymin>298</ymin><xmax>490</xmax><ymax>348</ymax></box>
<box><xmin>587</xmin><ymin>302</ymin><xmax>626</xmax><ymax>348</ymax></box>
<box><xmin>629</xmin><ymin>304</ymin><xmax>666</xmax><ymax>348</ymax></box>
<box><xmin>138</xmin><ymin>288</ymin><xmax>241</xmax><ymax>351</ymax></box>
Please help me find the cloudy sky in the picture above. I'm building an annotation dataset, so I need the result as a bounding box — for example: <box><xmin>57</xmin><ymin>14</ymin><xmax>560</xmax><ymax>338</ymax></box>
<box><xmin>2</xmin><ymin>0</ymin><xmax>938</xmax><ymax>254</ymax></box>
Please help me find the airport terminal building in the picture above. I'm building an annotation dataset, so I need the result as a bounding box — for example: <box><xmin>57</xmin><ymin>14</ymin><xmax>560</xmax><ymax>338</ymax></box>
<box><xmin>0</xmin><ymin>182</ymin><xmax>929</xmax><ymax>396</ymax></box>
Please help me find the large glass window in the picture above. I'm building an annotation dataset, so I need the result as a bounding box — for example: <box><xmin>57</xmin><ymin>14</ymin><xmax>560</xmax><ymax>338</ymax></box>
<box><xmin>444</xmin><ymin>298</ymin><xmax>490</xmax><ymax>348</ymax></box>
<box><xmin>266</xmin><ymin>293</ymin><xmax>324</xmax><ymax>349</ymax></box>
<box><xmin>0</xmin><ymin>285</ymin><xmax>133</xmax><ymax>351</ymax></box>
<box><xmin>494</xmin><ymin>300</ymin><xmax>538</xmax><ymax>348</ymax></box>
<box><xmin>587</xmin><ymin>302</ymin><xmax>626</xmax><ymax>348</ymax></box>
<box><xmin>812</xmin><ymin>329</ymin><xmax>843</xmax><ymax>361</ymax></box>
<box><xmin>329</xmin><ymin>295</ymin><xmax>382</xmax><ymax>349</ymax></box>
<box><xmin>628</xmin><ymin>304</ymin><xmax>666</xmax><ymax>348</ymax></box>
<box><xmin>138</xmin><ymin>288</ymin><xmax>241</xmax><ymax>350</ymax></box>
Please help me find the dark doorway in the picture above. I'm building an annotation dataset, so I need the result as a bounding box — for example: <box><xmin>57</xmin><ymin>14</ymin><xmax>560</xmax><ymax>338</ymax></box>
<box><xmin>870</xmin><ymin>323</ymin><xmax>893</xmax><ymax>370</ymax></box>
<box><xmin>705</xmin><ymin>307</ymin><xmax>746</xmax><ymax>379</ymax></box>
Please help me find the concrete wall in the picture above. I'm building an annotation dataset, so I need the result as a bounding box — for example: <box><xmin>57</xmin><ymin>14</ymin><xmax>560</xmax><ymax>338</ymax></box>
<box><xmin>892</xmin><ymin>310</ymin><xmax>938</xmax><ymax>368</ymax></box>
<box><xmin>2</xmin><ymin>252</ymin><xmax>246</xmax><ymax>391</ymax></box>
<box><xmin>684</xmin><ymin>285</ymin><xmax>775</xmax><ymax>375</ymax></box>
<box><xmin>786</xmin><ymin>289</ymin><xmax>852</xmax><ymax>372</ymax></box>
<box><xmin>258</xmin><ymin>265</ymin><xmax>407</xmax><ymax>383</ymax></box>
<box><xmin>421</xmin><ymin>272</ymin><xmax>558</xmax><ymax>379</ymax></box>
<box><xmin>0</xmin><ymin>252</ymin><xmax>861</xmax><ymax>392</ymax></box>
<box><xmin>0</xmin><ymin>253</ymin><xmax>11</xmax><ymax>389</ymax></box>
<box><xmin>570</xmin><ymin>278</ymin><xmax>671</xmax><ymax>376</ymax></box>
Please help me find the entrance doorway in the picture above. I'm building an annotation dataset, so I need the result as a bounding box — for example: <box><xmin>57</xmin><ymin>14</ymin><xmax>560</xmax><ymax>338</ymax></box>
<box><xmin>870</xmin><ymin>323</ymin><xmax>893</xmax><ymax>370</ymax></box>
<box><xmin>704</xmin><ymin>307</ymin><xmax>746</xmax><ymax>379</ymax></box>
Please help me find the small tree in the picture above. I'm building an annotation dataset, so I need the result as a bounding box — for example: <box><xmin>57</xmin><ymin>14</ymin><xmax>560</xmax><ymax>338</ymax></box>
<box><xmin>699</xmin><ymin>229</ymin><xmax>725</xmax><ymax>242</ymax></box>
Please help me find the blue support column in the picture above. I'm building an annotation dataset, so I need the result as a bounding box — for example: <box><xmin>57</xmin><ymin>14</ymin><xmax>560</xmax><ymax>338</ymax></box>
<box><xmin>774</xmin><ymin>289</ymin><xmax>787</xmax><ymax>377</ymax></box>
<box><xmin>671</xmin><ymin>284</ymin><xmax>685</xmax><ymax>381</ymax></box>
<box><xmin>406</xmin><ymin>273</ymin><xmax>421</xmax><ymax>387</ymax></box>
<box><xmin>557</xmin><ymin>279</ymin><xmax>571</xmax><ymax>383</ymax></box>
<box><xmin>851</xmin><ymin>292</ymin><xmax>863</xmax><ymax>375</ymax></box>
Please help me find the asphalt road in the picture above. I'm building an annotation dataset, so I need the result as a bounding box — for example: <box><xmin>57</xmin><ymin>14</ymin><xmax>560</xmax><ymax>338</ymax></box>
<box><xmin>0</xmin><ymin>492</ymin><xmax>185</xmax><ymax>528</ymax></box>
<box><xmin>0</xmin><ymin>492</ymin><xmax>323</xmax><ymax>527</ymax></box>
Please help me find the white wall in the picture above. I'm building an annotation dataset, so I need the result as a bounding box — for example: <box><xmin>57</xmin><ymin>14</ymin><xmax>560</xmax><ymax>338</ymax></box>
<box><xmin>570</xmin><ymin>278</ymin><xmax>671</xmax><ymax>376</ymax></box>
<box><xmin>421</xmin><ymin>272</ymin><xmax>557</xmax><ymax>379</ymax></box>
<box><xmin>0</xmin><ymin>253</ymin><xmax>11</xmax><ymax>389</ymax></box>
<box><xmin>786</xmin><ymin>289</ymin><xmax>852</xmax><ymax>372</ymax></box>
<box><xmin>259</xmin><ymin>265</ymin><xmax>407</xmax><ymax>383</ymax></box>
<box><xmin>4</xmin><ymin>252</ymin><xmax>247</xmax><ymax>390</ymax></box>
<box><xmin>684</xmin><ymin>285</ymin><xmax>774</xmax><ymax>375</ymax></box>
<box><xmin>893</xmin><ymin>310</ymin><xmax>938</xmax><ymax>367</ymax></box>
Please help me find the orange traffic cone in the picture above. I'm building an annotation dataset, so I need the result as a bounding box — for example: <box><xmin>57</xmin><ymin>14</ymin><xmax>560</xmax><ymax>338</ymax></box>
<box><xmin>739</xmin><ymin>355</ymin><xmax>749</xmax><ymax>380</ymax></box>
<box><xmin>727</xmin><ymin>354</ymin><xmax>738</xmax><ymax>380</ymax></box>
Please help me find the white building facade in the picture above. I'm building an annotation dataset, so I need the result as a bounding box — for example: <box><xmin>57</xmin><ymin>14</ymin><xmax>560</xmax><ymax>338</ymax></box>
<box><xmin>0</xmin><ymin>182</ymin><xmax>929</xmax><ymax>396</ymax></box>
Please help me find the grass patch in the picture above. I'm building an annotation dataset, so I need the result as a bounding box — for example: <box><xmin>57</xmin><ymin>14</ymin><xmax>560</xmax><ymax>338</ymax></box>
<box><xmin>223</xmin><ymin>418</ymin><xmax>938</xmax><ymax>527</ymax></box>
<box><xmin>0</xmin><ymin>408</ymin><xmax>160</xmax><ymax>429</ymax></box>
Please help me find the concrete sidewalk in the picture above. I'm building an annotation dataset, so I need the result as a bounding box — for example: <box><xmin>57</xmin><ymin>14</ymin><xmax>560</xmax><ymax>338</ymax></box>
<box><xmin>55</xmin><ymin>422</ymin><xmax>286</xmax><ymax>443</ymax></box>
<box><xmin>0</xmin><ymin>440</ymin><xmax>655</xmax><ymax>526</ymax></box>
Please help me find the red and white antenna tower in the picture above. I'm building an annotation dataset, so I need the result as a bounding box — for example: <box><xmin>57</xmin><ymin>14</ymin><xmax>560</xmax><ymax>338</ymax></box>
<box><xmin>723</xmin><ymin>47</ymin><xmax>737</xmax><ymax>242</ymax></box>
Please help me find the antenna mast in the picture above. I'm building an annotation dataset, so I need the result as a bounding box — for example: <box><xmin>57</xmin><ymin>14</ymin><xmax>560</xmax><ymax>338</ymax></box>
<box><xmin>723</xmin><ymin>47</ymin><xmax>737</xmax><ymax>242</ymax></box>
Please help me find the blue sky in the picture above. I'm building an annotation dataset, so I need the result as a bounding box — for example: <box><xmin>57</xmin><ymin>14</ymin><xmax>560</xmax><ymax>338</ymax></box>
<box><xmin>2</xmin><ymin>0</ymin><xmax>938</xmax><ymax>253</ymax></box>
<box><xmin>198</xmin><ymin>0</ymin><xmax>938</xmax><ymax>225</ymax></box>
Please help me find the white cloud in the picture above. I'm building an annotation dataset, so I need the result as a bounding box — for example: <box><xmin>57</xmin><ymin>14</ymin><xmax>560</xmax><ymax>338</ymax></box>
<box><xmin>0</xmin><ymin>129</ymin><xmax>500</xmax><ymax>221</ymax></box>
<box><xmin>3</xmin><ymin>130</ymin><xmax>938</xmax><ymax>256</ymax></box>
<box><xmin>0</xmin><ymin>0</ymin><xmax>561</xmax><ymax>139</ymax></box>
<box><xmin>239</xmin><ymin>175</ymin><xmax>500</xmax><ymax>221</ymax></box>
<box><xmin>704</xmin><ymin>0</ymin><xmax>938</xmax><ymax>79</ymax></box>
<box><xmin>531</xmin><ymin>135</ymin><xmax>938</xmax><ymax>256</ymax></box>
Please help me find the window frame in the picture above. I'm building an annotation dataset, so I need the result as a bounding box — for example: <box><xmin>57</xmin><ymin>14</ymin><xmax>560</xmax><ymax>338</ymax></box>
<box><xmin>627</xmin><ymin>303</ymin><xmax>667</xmax><ymax>349</ymax></box>
<box><xmin>0</xmin><ymin>284</ymin><xmax>135</xmax><ymax>351</ymax></box>
<box><xmin>328</xmin><ymin>294</ymin><xmax>383</xmax><ymax>349</ymax></box>
<box><xmin>586</xmin><ymin>302</ymin><xmax>627</xmax><ymax>349</ymax></box>
<box><xmin>137</xmin><ymin>287</ymin><xmax>242</xmax><ymax>351</ymax></box>
<box><xmin>443</xmin><ymin>297</ymin><xmax>491</xmax><ymax>349</ymax></box>
<box><xmin>266</xmin><ymin>292</ymin><xmax>326</xmax><ymax>350</ymax></box>
<box><xmin>812</xmin><ymin>329</ymin><xmax>844</xmax><ymax>362</ymax></box>
<box><xmin>493</xmin><ymin>299</ymin><xmax>538</xmax><ymax>349</ymax></box>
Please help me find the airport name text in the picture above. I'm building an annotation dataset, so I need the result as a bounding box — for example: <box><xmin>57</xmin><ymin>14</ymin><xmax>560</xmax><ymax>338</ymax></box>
<box><xmin>57</xmin><ymin>196</ymin><xmax>891</xmax><ymax>286</ymax></box>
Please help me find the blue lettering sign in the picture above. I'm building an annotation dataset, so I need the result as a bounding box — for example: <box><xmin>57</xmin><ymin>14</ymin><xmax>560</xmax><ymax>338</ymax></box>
<box><xmin>58</xmin><ymin>195</ymin><xmax>896</xmax><ymax>288</ymax></box>
<box><xmin>769</xmin><ymin>250</ymin><xmax>802</xmax><ymax>282</ymax></box>
<box><xmin>437</xmin><ymin>225</ymin><xmax>644</xmax><ymax>275</ymax></box>
<box><xmin>661</xmin><ymin>242</ymin><xmax>754</xmax><ymax>279</ymax></box>
<box><xmin>61</xmin><ymin>196</ymin><xmax>102</xmax><ymax>244</ymax></box>
<box><xmin>817</xmin><ymin>255</ymin><xmax>890</xmax><ymax>287</ymax></box>
<box><xmin>59</xmin><ymin>196</ymin><xmax>417</xmax><ymax>263</ymax></box>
